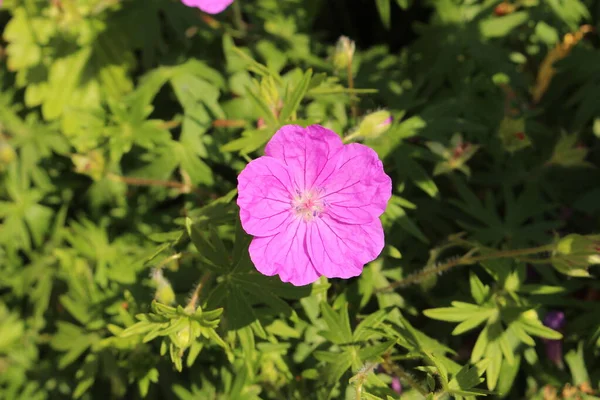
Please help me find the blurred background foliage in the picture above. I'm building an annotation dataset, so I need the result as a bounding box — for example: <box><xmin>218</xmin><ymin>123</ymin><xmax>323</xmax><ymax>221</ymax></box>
<box><xmin>1</xmin><ymin>0</ymin><xmax>600</xmax><ymax>399</ymax></box>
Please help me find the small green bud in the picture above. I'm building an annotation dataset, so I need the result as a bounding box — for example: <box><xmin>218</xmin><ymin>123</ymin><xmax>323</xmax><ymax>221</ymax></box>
<box><xmin>551</xmin><ymin>234</ymin><xmax>600</xmax><ymax>277</ymax></box>
<box><xmin>0</xmin><ymin>142</ymin><xmax>16</xmax><ymax>165</ymax></box>
<box><xmin>504</xmin><ymin>271</ymin><xmax>520</xmax><ymax>292</ymax></box>
<box><xmin>355</xmin><ymin>110</ymin><xmax>393</xmax><ymax>139</ymax></box>
<box><xmin>521</xmin><ymin>309</ymin><xmax>539</xmax><ymax>321</ymax></box>
<box><xmin>492</xmin><ymin>73</ymin><xmax>511</xmax><ymax>86</ymax></box>
<box><xmin>152</xmin><ymin>269</ymin><xmax>176</xmax><ymax>305</ymax></box>
<box><xmin>593</xmin><ymin>118</ymin><xmax>600</xmax><ymax>138</ymax></box>
<box><xmin>332</xmin><ymin>36</ymin><xmax>355</xmax><ymax>71</ymax></box>
<box><xmin>71</xmin><ymin>150</ymin><xmax>105</xmax><ymax>181</ymax></box>
<box><xmin>175</xmin><ymin>324</ymin><xmax>192</xmax><ymax>350</ymax></box>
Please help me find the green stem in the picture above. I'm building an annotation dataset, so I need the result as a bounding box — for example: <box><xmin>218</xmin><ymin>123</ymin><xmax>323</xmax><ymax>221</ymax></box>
<box><xmin>343</xmin><ymin>131</ymin><xmax>362</xmax><ymax>143</ymax></box>
<box><xmin>185</xmin><ymin>272</ymin><xmax>212</xmax><ymax>311</ymax></box>
<box><xmin>347</xmin><ymin>59</ymin><xmax>358</xmax><ymax>120</ymax></box>
<box><xmin>515</xmin><ymin>256</ymin><xmax>553</xmax><ymax>264</ymax></box>
<box><xmin>231</xmin><ymin>0</ymin><xmax>247</xmax><ymax>34</ymax></box>
<box><xmin>378</xmin><ymin>244</ymin><xmax>554</xmax><ymax>292</ymax></box>
<box><xmin>155</xmin><ymin>253</ymin><xmax>183</xmax><ymax>271</ymax></box>
<box><xmin>108</xmin><ymin>173</ymin><xmax>203</xmax><ymax>195</ymax></box>
<box><xmin>383</xmin><ymin>355</ymin><xmax>428</xmax><ymax>396</ymax></box>
<box><xmin>355</xmin><ymin>381</ymin><xmax>362</xmax><ymax>400</ymax></box>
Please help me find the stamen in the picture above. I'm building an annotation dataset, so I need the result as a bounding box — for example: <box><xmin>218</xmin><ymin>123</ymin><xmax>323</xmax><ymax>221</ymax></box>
<box><xmin>290</xmin><ymin>187</ymin><xmax>326</xmax><ymax>221</ymax></box>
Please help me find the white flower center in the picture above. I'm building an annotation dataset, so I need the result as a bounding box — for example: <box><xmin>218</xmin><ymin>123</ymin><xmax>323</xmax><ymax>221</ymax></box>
<box><xmin>291</xmin><ymin>188</ymin><xmax>325</xmax><ymax>221</ymax></box>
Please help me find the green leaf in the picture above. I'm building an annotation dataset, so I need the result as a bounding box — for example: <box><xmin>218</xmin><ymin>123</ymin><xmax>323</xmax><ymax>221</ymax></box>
<box><xmin>507</xmin><ymin>323</ymin><xmax>535</xmax><ymax>347</ymax></box>
<box><xmin>395</xmin><ymin>0</ymin><xmax>412</xmax><ymax>9</ymax></box>
<box><xmin>479</xmin><ymin>12</ymin><xmax>530</xmax><ymax>38</ymax></box>
<box><xmin>353</xmin><ymin>309</ymin><xmax>389</xmax><ymax>342</ymax></box>
<box><xmin>375</xmin><ymin>0</ymin><xmax>392</xmax><ymax>29</ymax></box>
<box><xmin>247</xmin><ymin>84</ymin><xmax>278</xmax><ymax>127</ymax></box>
<box><xmin>452</xmin><ymin>310</ymin><xmax>494</xmax><ymax>335</ymax></box>
<box><xmin>471</xmin><ymin>325</ymin><xmax>489</xmax><ymax>363</ymax></box>
<box><xmin>233</xmin><ymin>273</ymin><xmax>312</xmax><ymax>299</ymax></box>
<box><xmin>320</xmin><ymin>302</ymin><xmax>353</xmax><ymax>344</ymax></box>
<box><xmin>358</xmin><ymin>340</ymin><xmax>395</xmax><ymax>361</ymax></box>
<box><xmin>423</xmin><ymin>306</ymin><xmax>484</xmax><ymax>322</ymax></box>
<box><xmin>565</xmin><ymin>342</ymin><xmax>590</xmax><ymax>385</ymax></box>
<box><xmin>221</xmin><ymin>128</ymin><xmax>274</xmax><ymax>154</ymax></box>
<box><xmin>518</xmin><ymin>316</ymin><xmax>562</xmax><ymax>340</ymax></box>
<box><xmin>518</xmin><ymin>285</ymin><xmax>565</xmax><ymax>295</ymax></box>
<box><xmin>318</xmin><ymin>350</ymin><xmax>354</xmax><ymax>387</ymax></box>
<box><xmin>266</xmin><ymin>320</ymin><xmax>301</xmax><ymax>339</ymax></box>
<box><xmin>469</xmin><ymin>272</ymin><xmax>489</xmax><ymax>305</ymax></box>
<box><xmin>185</xmin><ymin>218</ymin><xmax>231</xmax><ymax>271</ymax></box>
<box><xmin>223</xmin><ymin>286</ymin><xmax>259</xmax><ymax>330</ymax></box>
<box><xmin>448</xmin><ymin>359</ymin><xmax>488</xmax><ymax>391</ymax></box>
<box><xmin>279</xmin><ymin>69</ymin><xmax>312</xmax><ymax>123</ymax></box>
<box><xmin>496</xmin><ymin>355</ymin><xmax>521</xmax><ymax>398</ymax></box>
<box><xmin>231</xmin><ymin>45</ymin><xmax>282</xmax><ymax>83</ymax></box>
<box><xmin>486</xmin><ymin>341</ymin><xmax>502</xmax><ymax>390</ymax></box>
<box><xmin>120</xmin><ymin>321</ymin><xmax>155</xmax><ymax>338</ymax></box>
<box><xmin>42</xmin><ymin>47</ymin><xmax>93</xmax><ymax>120</ymax></box>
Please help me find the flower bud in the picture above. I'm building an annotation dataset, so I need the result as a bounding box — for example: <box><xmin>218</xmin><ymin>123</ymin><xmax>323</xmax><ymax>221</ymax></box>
<box><xmin>175</xmin><ymin>324</ymin><xmax>192</xmax><ymax>350</ymax></box>
<box><xmin>71</xmin><ymin>150</ymin><xmax>105</xmax><ymax>181</ymax></box>
<box><xmin>332</xmin><ymin>36</ymin><xmax>355</xmax><ymax>71</ymax></box>
<box><xmin>551</xmin><ymin>234</ymin><xmax>600</xmax><ymax>277</ymax></box>
<box><xmin>355</xmin><ymin>110</ymin><xmax>393</xmax><ymax>139</ymax></box>
<box><xmin>152</xmin><ymin>269</ymin><xmax>176</xmax><ymax>305</ymax></box>
<box><xmin>0</xmin><ymin>142</ymin><xmax>16</xmax><ymax>166</ymax></box>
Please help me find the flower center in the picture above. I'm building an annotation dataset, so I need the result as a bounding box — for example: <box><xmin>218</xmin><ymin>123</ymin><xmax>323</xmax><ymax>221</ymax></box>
<box><xmin>291</xmin><ymin>188</ymin><xmax>325</xmax><ymax>221</ymax></box>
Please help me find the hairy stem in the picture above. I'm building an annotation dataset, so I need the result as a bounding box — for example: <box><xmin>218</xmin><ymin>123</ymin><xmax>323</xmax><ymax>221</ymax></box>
<box><xmin>383</xmin><ymin>354</ymin><xmax>428</xmax><ymax>396</ymax></box>
<box><xmin>343</xmin><ymin>130</ymin><xmax>362</xmax><ymax>143</ymax></box>
<box><xmin>355</xmin><ymin>381</ymin><xmax>362</xmax><ymax>400</ymax></box>
<box><xmin>378</xmin><ymin>244</ymin><xmax>554</xmax><ymax>292</ymax></box>
<box><xmin>347</xmin><ymin>59</ymin><xmax>358</xmax><ymax>120</ymax></box>
<box><xmin>186</xmin><ymin>272</ymin><xmax>212</xmax><ymax>311</ymax></box>
<box><xmin>155</xmin><ymin>253</ymin><xmax>183</xmax><ymax>271</ymax></box>
<box><xmin>108</xmin><ymin>173</ymin><xmax>202</xmax><ymax>195</ymax></box>
<box><xmin>231</xmin><ymin>0</ymin><xmax>247</xmax><ymax>34</ymax></box>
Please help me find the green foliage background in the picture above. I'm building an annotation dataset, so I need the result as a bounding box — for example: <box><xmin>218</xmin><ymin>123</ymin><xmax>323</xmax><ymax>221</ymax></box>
<box><xmin>1</xmin><ymin>0</ymin><xmax>600</xmax><ymax>399</ymax></box>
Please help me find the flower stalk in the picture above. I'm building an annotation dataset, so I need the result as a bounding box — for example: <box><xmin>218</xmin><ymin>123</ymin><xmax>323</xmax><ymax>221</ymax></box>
<box><xmin>382</xmin><ymin>354</ymin><xmax>428</xmax><ymax>396</ymax></box>
<box><xmin>378</xmin><ymin>244</ymin><xmax>555</xmax><ymax>292</ymax></box>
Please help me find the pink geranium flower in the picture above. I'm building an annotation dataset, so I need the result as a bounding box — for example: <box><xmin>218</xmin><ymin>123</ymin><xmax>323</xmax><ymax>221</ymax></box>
<box><xmin>181</xmin><ymin>0</ymin><xmax>234</xmax><ymax>14</ymax></box>
<box><xmin>237</xmin><ymin>125</ymin><xmax>392</xmax><ymax>286</ymax></box>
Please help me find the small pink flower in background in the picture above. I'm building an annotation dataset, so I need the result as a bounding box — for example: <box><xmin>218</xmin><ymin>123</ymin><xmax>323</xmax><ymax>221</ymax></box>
<box><xmin>391</xmin><ymin>377</ymin><xmax>402</xmax><ymax>394</ymax></box>
<box><xmin>237</xmin><ymin>125</ymin><xmax>392</xmax><ymax>286</ymax></box>
<box><xmin>181</xmin><ymin>0</ymin><xmax>234</xmax><ymax>14</ymax></box>
<box><xmin>543</xmin><ymin>311</ymin><xmax>565</xmax><ymax>368</ymax></box>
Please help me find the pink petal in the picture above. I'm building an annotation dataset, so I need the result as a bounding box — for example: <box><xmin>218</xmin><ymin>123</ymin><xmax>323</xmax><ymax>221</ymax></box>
<box><xmin>265</xmin><ymin>125</ymin><xmax>344</xmax><ymax>191</ymax></box>
<box><xmin>237</xmin><ymin>157</ymin><xmax>294</xmax><ymax>237</ymax></box>
<box><xmin>320</xmin><ymin>143</ymin><xmax>392</xmax><ymax>223</ymax></box>
<box><xmin>181</xmin><ymin>0</ymin><xmax>234</xmax><ymax>13</ymax></box>
<box><xmin>307</xmin><ymin>215</ymin><xmax>384</xmax><ymax>279</ymax></box>
<box><xmin>248</xmin><ymin>219</ymin><xmax>320</xmax><ymax>286</ymax></box>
